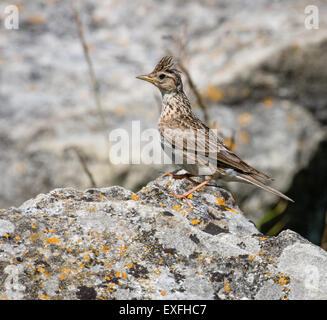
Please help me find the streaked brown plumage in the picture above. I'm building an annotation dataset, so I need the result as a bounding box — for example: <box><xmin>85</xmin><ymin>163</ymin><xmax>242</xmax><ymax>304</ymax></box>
<box><xmin>137</xmin><ymin>56</ymin><xmax>294</xmax><ymax>204</ymax></box>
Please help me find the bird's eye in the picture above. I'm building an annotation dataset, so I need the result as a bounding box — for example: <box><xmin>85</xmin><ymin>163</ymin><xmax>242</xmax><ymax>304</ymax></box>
<box><xmin>159</xmin><ymin>74</ymin><xmax>166</xmax><ymax>80</ymax></box>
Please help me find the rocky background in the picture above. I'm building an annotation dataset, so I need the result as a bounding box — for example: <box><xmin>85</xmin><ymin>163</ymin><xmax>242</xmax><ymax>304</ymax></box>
<box><xmin>0</xmin><ymin>0</ymin><xmax>327</xmax><ymax>248</ymax></box>
<box><xmin>0</xmin><ymin>176</ymin><xmax>326</xmax><ymax>300</ymax></box>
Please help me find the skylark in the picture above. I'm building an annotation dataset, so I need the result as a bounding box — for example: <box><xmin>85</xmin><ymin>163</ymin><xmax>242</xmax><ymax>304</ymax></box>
<box><xmin>137</xmin><ymin>56</ymin><xmax>294</xmax><ymax>206</ymax></box>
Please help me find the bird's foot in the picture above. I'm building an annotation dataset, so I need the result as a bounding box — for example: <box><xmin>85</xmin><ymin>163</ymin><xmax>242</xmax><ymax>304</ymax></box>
<box><xmin>168</xmin><ymin>190</ymin><xmax>195</xmax><ymax>209</ymax></box>
<box><xmin>168</xmin><ymin>179</ymin><xmax>212</xmax><ymax>210</ymax></box>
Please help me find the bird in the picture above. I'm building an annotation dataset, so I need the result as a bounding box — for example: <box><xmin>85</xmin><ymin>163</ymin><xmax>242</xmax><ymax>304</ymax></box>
<box><xmin>136</xmin><ymin>56</ymin><xmax>294</xmax><ymax>206</ymax></box>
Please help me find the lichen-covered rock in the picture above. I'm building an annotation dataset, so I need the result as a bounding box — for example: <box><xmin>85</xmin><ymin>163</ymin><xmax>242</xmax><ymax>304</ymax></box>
<box><xmin>1</xmin><ymin>0</ymin><xmax>327</xmax><ymax>228</ymax></box>
<box><xmin>0</xmin><ymin>175</ymin><xmax>326</xmax><ymax>300</ymax></box>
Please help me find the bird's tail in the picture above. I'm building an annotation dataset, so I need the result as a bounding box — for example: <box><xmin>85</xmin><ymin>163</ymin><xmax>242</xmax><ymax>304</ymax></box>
<box><xmin>237</xmin><ymin>173</ymin><xmax>294</xmax><ymax>202</ymax></box>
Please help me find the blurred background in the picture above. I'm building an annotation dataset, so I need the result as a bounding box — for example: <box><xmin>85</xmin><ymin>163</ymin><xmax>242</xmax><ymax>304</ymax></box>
<box><xmin>0</xmin><ymin>0</ymin><xmax>326</xmax><ymax>248</ymax></box>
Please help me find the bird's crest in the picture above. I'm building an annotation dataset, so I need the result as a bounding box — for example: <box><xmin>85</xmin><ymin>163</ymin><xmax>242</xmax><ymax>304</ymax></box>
<box><xmin>153</xmin><ymin>56</ymin><xmax>175</xmax><ymax>73</ymax></box>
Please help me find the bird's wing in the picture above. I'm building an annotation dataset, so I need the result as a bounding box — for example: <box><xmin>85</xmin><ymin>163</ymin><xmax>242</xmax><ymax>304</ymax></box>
<box><xmin>159</xmin><ymin>118</ymin><xmax>272</xmax><ymax>181</ymax></box>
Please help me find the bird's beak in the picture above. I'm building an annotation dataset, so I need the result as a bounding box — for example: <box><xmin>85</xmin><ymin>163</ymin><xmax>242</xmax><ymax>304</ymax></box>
<box><xmin>136</xmin><ymin>74</ymin><xmax>157</xmax><ymax>84</ymax></box>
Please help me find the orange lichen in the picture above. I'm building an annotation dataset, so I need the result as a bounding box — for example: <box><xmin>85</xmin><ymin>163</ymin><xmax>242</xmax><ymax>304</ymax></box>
<box><xmin>263</xmin><ymin>97</ymin><xmax>274</xmax><ymax>108</ymax></box>
<box><xmin>37</xmin><ymin>266</ymin><xmax>46</xmax><ymax>273</ymax></box>
<box><xmin>239</xmin><ymin>131</ymin><xmax>250</xmax><ymax>144</ymax></box>
<box><xmin>120</xmin><ymin>245</ymin><xmax>129</xmax><ymax>256</ymax></box>
<box><xmin>225</xmin><ymin>282</ymin><xmax>231</xmax><ymax>293</ymax></box>
<box><xmin>237</xmin><ymin>112</ymin><xmax>253</xmax><ymax>126</ymax></box>
<box><xmin>205</xmin><ymin>85</ymin><xmax>224</xmax><ymax>102</ymax></box>
<box><xmin>125</xmin><ymin>263</ymin><xmax>134</xmax><ymax>268</ymax></box>
<box><xmin>27</xmin><ymin>15</ymin><xmax>46</xmax><ymax>25</ymax></box>
<box><xmin>131</xmin><ymin>194</ymin><xmax>140</xmax><ymax>201</ymax></box>
<box><xmin>191</xmin><ymin>219</ymin><xmax>200</xmax><ymax>225</ymax></box>
<box><xmin>216</xmin><ymin>198</ymin><xmax>226</xmax><ymax>206</ymax></box>
<box><xmin>225</xmin><ymin>207</ymin><xmax>237</xmax><ymax>213</ymax></box>
<box><xmin>45</xmin><ymin>238</ymin><xmax>60</xmax><ymax>245</ymax></box>
<box><xmin>172</xmin><ymin>205</ymin><xmax>182</xmax><ymax>211</ymax></box>
<box><xmin>278</xmin><ymin>277</ymin><xmax>289</xmax><ymax>285</ymax></box>
<box><xmin>160</xmin><ymin>290</ymin><xmax>167</xmax><ymax>296</ymax></box>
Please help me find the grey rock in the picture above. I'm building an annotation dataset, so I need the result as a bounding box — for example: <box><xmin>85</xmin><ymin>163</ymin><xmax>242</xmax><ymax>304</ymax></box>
<box><xmin>1</xmin><ymin>0</ymin><xmax>327</xmax><ymax>227</ymax></box>
<box><xmin>0</xmin><ymin>174</ymin><xmax>326</xmax><ymax>300</ymax></box>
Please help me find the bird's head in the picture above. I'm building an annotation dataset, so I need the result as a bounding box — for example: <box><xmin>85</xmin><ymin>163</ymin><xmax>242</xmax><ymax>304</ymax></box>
<box><xmin>136</xmin><ymin>56</ymin><xmax>183</xmax><ymax>94</ymax></box>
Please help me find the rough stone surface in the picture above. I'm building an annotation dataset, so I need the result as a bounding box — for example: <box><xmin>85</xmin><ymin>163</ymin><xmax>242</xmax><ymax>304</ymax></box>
<box><xmin>0</xmin><ymin>175</ymin><xmax>326</xmax><ymax>300</ymax></box>
<box><xmin>0</xmin><ymin>0</ymin><xmax>327</xmax><ymax>226</ymax></box>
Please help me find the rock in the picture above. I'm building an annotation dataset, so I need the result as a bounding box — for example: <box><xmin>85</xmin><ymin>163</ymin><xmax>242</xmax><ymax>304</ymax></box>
<box><xmin>0</xmin><ymin>174</ymin><xmax>326</xmax><ymax>300</ymax></box>
<box><xmin>1</xmin><ymin>0</ymin><xmax>327</xmax><ymax>246</ymax></box>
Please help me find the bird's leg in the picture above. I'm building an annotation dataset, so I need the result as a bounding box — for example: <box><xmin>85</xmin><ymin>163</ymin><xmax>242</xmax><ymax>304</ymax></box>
<box><xmin>175</xmin><ymin>179</ymin><xmax>212</xmax><ymax>199</ymax></box>
<box><xmin>169</xmin><ymin>178</ymin><xmax>212</xmax><ymax>209</ymax></box>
